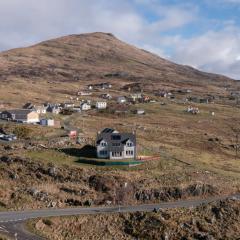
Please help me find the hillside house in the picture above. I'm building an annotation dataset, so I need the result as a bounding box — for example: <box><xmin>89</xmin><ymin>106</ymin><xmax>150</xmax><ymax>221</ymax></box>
<box><xmin>34</xmin><ymin>105</ymin><xmax>47</xmax><ymax>114</ymax></box>
<box><xmin>96</xmin><ymin>101</ymin><xmax>107</xmax><ymax>109</ymax></box>
<box><xmin>62</xmin><ymin>103</ymin><xmax>75</xmax><ymax>108</ymax></box>
<box><xmin>23</xmin><ymin>103</ymin><xmax>46</xmax><ymax>114</ymax></box>
<box><xmin>40</xmin><ymin>119</ymin><xmax>55</xmax><ymax>126</ymax></box>
<box><xmin>96</xmin><ymin>128</ymin><xmax>136</xmax><ymax>160</ymax></box>
<box><xmin>0</xmin><ymin>109</ymin><xmax>39</xmax><ymax>123</ymax></box>
<box><xmin>129</xmin><ymin>93</ymin><xmax>142</xmax><ymax>102</ymax></box>
<box><xmin>46</xmin><ymin>105</ymin><xmax>61</xmax><ymax>114</ymax></box>
<box><xmin>77</xmin><ymin>91</ymin><xmax>92</xmax><ymax>96</ymax></box>
<box><xmin>80</xmin><ymin>102</ymin><xmax>91</xmax><ymax>111</ymax></box>
<box><xmin>117</xmin><ymin>96</ymin><xmax>127</xmax><ymax>104</ymax></box>
<box><xmin>187</xmin><ymin>106</ymin><xmax>199</xmax><ymax>114</ymax></box>
<box><xmin>101</xmin><ymin>93</ymin><xmax>112</xmax><ymax>99</ymax></box>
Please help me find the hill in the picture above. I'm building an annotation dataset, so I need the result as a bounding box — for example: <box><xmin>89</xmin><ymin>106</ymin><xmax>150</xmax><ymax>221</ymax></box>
<box><xmin>0</xmin><ymin>32</ymin><xmax>238</xmax><ymax>106</ymax></box>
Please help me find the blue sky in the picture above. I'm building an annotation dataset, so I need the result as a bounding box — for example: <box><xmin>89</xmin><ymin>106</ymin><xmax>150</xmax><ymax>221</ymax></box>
<box><xmin>0</xmin><ymin>0</ymin><xmax>240</xmax><ymax>79</ymax></box>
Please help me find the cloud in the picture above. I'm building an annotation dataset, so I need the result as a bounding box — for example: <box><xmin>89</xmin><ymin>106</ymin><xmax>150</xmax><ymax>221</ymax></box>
<box><xmin>171</xmin><ymin>26</ymin><xmax>240</xmax><ymax>79</ymax></box>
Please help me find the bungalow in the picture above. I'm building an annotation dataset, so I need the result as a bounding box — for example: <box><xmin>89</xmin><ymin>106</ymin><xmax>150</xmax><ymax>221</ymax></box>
<box><xmin>101</xmin><ymin>93</ymin><xmax>112</xmax><ymax>99</ymax></box>
<box><xmin>46</xmin><ymin>105</ymin><xmax>61</xmax><ymax>114</ymax></box>
<box><xmin>129</xmin><ymin>93</ymin><xmax>142</xmax><ymax>102</ymax></box>
<box><xmin>96</xmin><ymin>128</ymin><xmax>136</xmax><ymax>160</ymax></box>
<box><xmin>40</xmin><ymin>119</ymin><xmax>55</xmax><ymax>126</ymax></box>
<box><xmin>77</xmin><ymin>91</ymin><xmax>92</xmax><ymax>96</ymax></box>
<box><xmin>80</xmin><ymin>102</ymin><xmax>91</xmax><ymax>111</ymax></box>
<box><xmin>34</xmin><ymin>105</ymin><xmax>47</xmax><ymax>114</ymax></box>
<box><xmin>0</xmin><ymin>109</ymin><xmax>39</xmax><ymax>123</ymax></box>
<box><xmin>96</xmin><ymin>101</ymin><xmax>107</xmax><ymax>110</ymax></box>
<box><xmin>117</xmin><ymin>96</ymin><xmax>127</xmax><ymax>104</ymax></box>
<box><xmin>61</xmin><ymin>103</ymin><xmax>75</xmax><ymax>108</ymax></box>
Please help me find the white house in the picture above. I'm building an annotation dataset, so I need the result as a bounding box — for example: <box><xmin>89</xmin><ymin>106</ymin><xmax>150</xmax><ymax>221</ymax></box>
<box><xmin>96</xmin><ymin>128</ymin><xmax>136</xmax><ymax>160</ymax></box>
<box><xmin>117</xmin><ymin>96</ymin><xmax>127</xmax><ymax>104</ymax></box>
<box><xmin>96</xmin><ymin>101</ymin><xmax>107</xmax><ymax>110</ymax></box>
<box><xmin>80</xmin><ymin>102</ymin><xmax>91</xmax><ymax>111</ymax></box>
<box><xmin>34</xmin><ymin>106</ymin><xmax>47</xmax><ymax>114</ymax></box>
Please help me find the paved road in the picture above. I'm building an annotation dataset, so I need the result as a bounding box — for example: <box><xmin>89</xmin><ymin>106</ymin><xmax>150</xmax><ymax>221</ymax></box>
<box><xmin>0</xmin><ymin>194</ymin><xmax>239</xmax><ymax>240</ymax></box>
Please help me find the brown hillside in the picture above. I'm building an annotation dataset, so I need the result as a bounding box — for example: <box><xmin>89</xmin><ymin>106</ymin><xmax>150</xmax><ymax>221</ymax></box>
<box><xmin>0</xmin><ymin>32</ymin><xmax>237</xmax><ymax>105</ymax></box>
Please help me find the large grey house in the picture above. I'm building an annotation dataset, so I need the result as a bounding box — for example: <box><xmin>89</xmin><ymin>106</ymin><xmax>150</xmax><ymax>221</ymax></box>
<box><xmin>96</xmin><ymin>128</ymin><xmax>136</xmax><ymax>160</ymax></box>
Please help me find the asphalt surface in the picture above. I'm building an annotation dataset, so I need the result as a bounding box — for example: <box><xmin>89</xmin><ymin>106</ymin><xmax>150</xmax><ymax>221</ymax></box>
<box><xmin>0</xmin><ymin>194</ymin><xmax>239</xmax><ymax>240</ymax></box>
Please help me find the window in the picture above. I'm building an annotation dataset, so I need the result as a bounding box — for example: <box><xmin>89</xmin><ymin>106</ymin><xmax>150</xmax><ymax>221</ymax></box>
<box><xmin>100</xmin><ymin>150</ymin><xmax>107</xmax><ymax>155</ymax></box>
<box><xmin>112</xmin><ymin>152</ymin><xmax>122</xmax><ymax>157</ymax></box>
<box><xmin>111</xmin><ymin>135</ymin><xmax>121</xmax><ymax>140</ymax></box>
<box><xmin>101</xmin><ymin>142</ymin><xmax>107</xmax><ymax>146</ymax></box>
<box><xmin>112</xmin><ymin>143</ymin><xmax>120</xmax><ymax>147</ymax></box>
<box><xmin>127</xmin><ymin>142</ymin><xmax>133</xmax><ymax>147</ymax></box>
<box><xmin>126</xmin><ymin>150</ymin><xmax>134</xmax><ymax>156</ymax></box>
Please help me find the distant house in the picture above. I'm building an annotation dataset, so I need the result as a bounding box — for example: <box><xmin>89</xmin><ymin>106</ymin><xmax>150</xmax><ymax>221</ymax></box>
<box><xmin>77</xmin><ymin>91</ymin><xmax>92</xmax><ymax>96</ymax></box>
<box><xmin>34</xmin><ymin>106</ymin><xmax>47</xmax><ymax>114</ymax></box>
<box><xmin>117</xmin><ymin>96</ymin><xmax>127</xmax><ymax>104</ymax></box>
<box><xmin>46</xmin><ymin>105</ymin><xmax>61</xmax><ymax>114</ymax></box>
<box><xmin>96</xmin><ymin>101</ymin><xmax>107</xmax><ymax>110</ymax></box>
<box><xmin>129</xmin><ymin>93</ymin><xmax>142</xmax><ymax>102</ymax></box>
<box><xmin>40</xmin><ymin>119</ymin><xmax>55</xmax><ymax>127</ymax></box>
<box><xmin>96</xmin><ymin>128</ymin><xmax>136</xmax><ymax>160</ymax></box>
<box><xmin>187</xmin><ymin>106</ymin><xmax>199</xmax><ymax>114</ymax></box>
<box><xmin>101</xmin><ymin>93</ymin><xmax>112</xmax><ymax>99</ymax></box>
<box><xmin>80</xmin><ymin>102</ymin><xmax>91</xmax><ymax>111</ymax></box>
<box><xmin>62</xmin><ymin>103</ymin><xmax>75</xmax><ymax>108</ymax></box>
<box><xmin>0</xmin><ymin>109</ymin><xmax>39</xmax><ymax>123</ymax></box>
<box><xmin>23</xmin><ymin>103</ymin><xmax>46</xmax><ymax>114</ymax></box>
<box><xmin>134</xmin><ymin>109</ymin><xmax>145</xmax><ymax>115</ymax></box>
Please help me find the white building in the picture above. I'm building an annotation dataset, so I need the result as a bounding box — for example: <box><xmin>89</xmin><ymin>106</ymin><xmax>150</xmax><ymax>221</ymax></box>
<box><xmin>80</xmin><ymin>102</ymin><xmax>91</xmax><ymax>111</ymax></box>
<box><xmin>117</xmin><ymin>96</ymin><xmax>127</xmax><ymax>104</ymax></box>
<box><xmin>96</xmin><ymin>101</ymin><xmax>107</xmax><ymax>109</ymax></box>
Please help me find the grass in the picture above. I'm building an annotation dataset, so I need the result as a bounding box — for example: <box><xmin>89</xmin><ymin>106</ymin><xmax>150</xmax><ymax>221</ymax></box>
<box><xmin>25</xmin><ymin>149</ymin><xmax>79</xmax><ymax>166</ymax></box>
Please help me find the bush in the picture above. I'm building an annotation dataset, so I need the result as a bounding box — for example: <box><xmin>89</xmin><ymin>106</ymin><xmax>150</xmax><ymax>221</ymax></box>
<box><xmin>13</xmin><ymin>125</ymin><xmax>32</xmax><ymax>138</ymax></box>
<box><xmin>42</xmin><ymin>219</ymin><xmax>53</xmax><ymax>227</ymax></box>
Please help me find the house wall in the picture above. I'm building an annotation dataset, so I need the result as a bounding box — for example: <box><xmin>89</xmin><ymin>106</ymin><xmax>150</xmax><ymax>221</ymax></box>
<box><xmin>26</xmin><ymin>112</ymin><xmax>39</xmax><ymax>123</ymax></box>
<box><xmin>123</xmin><ymin>145</ymin><xmax>135</xmax><ymax>159</ymax></box>
<box><xmin>97</xmin><ymin>140</ymin><xmax>109</xmax><ymax>158</ymax></box>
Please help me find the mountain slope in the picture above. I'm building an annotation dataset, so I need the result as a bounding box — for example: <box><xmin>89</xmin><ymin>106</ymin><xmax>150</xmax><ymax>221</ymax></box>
<box><xmin>0</xmin><ymin>32</ymin><xmax>237</xmax><ymax>105</ymax></box>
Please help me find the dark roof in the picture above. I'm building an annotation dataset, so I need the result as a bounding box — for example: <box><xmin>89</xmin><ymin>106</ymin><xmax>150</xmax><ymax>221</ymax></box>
<box><xmin>101</xmin><ymin>128</ymin><xmax>116</xmax><ymax>133</ymax></box>
<box><xmin>2</xmin><ymin>109</ymin><xmax>34</xmax><ymax>115</ymax></box>
<box><xmin>96</xmin><ymin>129</ymin><xmax>136</xmax><ymax>151</ymax></box>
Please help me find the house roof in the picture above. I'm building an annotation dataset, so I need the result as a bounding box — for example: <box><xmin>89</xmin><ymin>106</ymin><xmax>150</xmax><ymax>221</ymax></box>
<box><xmin>96</xmin><ymin>129</ymin><xmax>136</xmax><ymax>151</ymax></box>
<box><xmin>3</xmin><ymin>109</ymin><xmax>34</xmax><ymax>115</ymax></box>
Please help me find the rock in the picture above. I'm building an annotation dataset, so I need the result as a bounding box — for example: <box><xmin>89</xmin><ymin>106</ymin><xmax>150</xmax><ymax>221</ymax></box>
<box><xmin>48</xmin><ymin>167</ymin><xmax>57</xmax><ymax>177</ymax></box>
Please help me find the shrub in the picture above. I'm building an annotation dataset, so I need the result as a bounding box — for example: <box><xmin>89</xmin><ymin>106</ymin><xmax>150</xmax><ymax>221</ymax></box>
<box><xmin>13</xmin><ymin>125</ymin><xmax>32</xmax><ymax>138</ymax></box>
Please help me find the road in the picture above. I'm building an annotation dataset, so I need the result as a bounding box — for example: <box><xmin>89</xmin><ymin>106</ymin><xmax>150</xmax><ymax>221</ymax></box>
<box><xmin>0</xmin><ymin>193</ymin><xmax>239</xmax><ymax>240</ymax></box>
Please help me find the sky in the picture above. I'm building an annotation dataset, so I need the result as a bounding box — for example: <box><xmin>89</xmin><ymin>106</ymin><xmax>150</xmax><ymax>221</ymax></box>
<box><xmin>0</xmin><ymin>0</ymin><xmax>240</xmax><ymax>79</ymax></box>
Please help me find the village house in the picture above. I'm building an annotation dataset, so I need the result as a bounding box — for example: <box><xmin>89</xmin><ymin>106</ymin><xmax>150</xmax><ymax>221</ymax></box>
<box><xmin>128</xmin><ymin>93</ymin><xmax>142</xmax><ymax>102</ymax></box>
<box><xmin>23</xmin><ymin>103</ymin><xmax>47</xmax><ymax>114</ymax></box>
<box><xmin>34</xmin><ymin>106</ymin><xmax>47</xmax><ymax>114</ymax></box>
<box><xmin>61</xmin><ymin>103</ymin><xmax>75</xmax><ymax>108</ymax></box>
<box><xmin>0</xmin><ymin>109</ymin><xmax>39</xmax><ymax>123</ymax></box>
<box><xmin>96</xmin><ymin>128</ymin><xmax>136</xmax><ymax>160</ymax></box>
<box><xmin>96</xmin><ymin>101</ymin><xmax>107</xmax><ymax>110</ymax></box>
<box><xmin>40</xmin><ymin>119</ymin><xmax>55</xmax><ymax>127</ymax></box>
<box><xmin>117</xmin><ymin>96</ymin><xmax>127</xmax><ymax>104</ymax></box>
<box><xmin>134</xmin><ymin>109</ymin><xmax>145</xmax><ymax>115</ymax></box>
<box><xmin>187</xmin><ymin>106</ymin><xmax>199</xmax><ymax>114</ymax></box>
<box><xmin>77</xmin><ymin>91</ymin><xmax>92</xmax><ymax>96</ymax></box>
<box><xmin>80</xmin><ymin>102</ymin><xmax>91</xmax><ymax>111</ymax></box>
<box><xmin>101</xmin><ymin>93</ymin><xmax>112</xmax><ymax>99</ymax></box>
<box><xmin>46</xmin><ymin>105</ymin><xmax>61</xmax><ymax>114</ymax></box>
